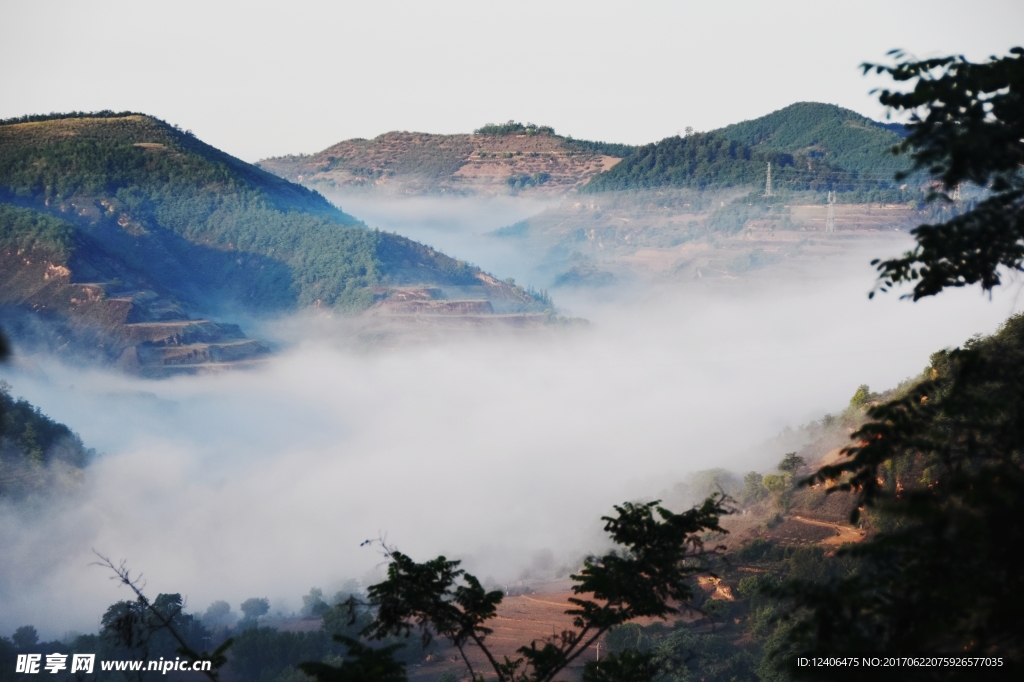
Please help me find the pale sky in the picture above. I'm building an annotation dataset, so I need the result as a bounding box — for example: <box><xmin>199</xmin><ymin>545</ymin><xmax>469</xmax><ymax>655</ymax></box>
<box><xmin>1</xmin><ymin>0</ymin><xmax>1021</xmax><ymax>162</ymax></box>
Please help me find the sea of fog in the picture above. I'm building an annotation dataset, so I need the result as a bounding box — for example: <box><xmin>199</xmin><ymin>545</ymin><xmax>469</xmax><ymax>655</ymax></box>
<box><xmin>1</xmin><ymin>193</ymin><xmax>1021</xmax><ymax>637</ymax></box>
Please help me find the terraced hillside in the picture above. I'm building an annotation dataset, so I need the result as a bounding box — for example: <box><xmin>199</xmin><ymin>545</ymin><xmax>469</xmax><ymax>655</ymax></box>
<box><xmin>0</xmin><ymin>114</ymin><xmax>547</xmax><ymax>374</ymax></box>
<box><xmin>258</xmin><ymin>124</ymin><xmax>628</xmax><ymax>196</ymax></box>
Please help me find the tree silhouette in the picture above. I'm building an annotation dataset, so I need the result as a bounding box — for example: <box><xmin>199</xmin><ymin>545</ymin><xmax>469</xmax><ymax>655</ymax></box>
<box><xmin>867</xmin><ymin>47</ymin><xmax>1024</xmax><ymax>300</ymax></box>
<box><xmin>301</xmin><ymin>497</ymin><xmax>732</xmax><ymax>682</ymax></box>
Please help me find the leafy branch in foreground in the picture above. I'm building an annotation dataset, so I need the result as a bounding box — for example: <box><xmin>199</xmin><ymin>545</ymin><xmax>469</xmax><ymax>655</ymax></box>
<box><xmin>93</xmin><ymin>552</ymin><xmax>233</xmax><ymax>681</ymax></box>
<box><xmin>864</xmin><ymin>47</ymin><xmax>1024</xmax><ymax>299</ymax></box>
<box><xmin>302</xmin><ymin>496</ymin><xmax>732</xmax><ymax>682</ymax></box>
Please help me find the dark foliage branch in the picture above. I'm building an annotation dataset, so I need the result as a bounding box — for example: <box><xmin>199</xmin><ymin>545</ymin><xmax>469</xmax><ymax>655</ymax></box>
<box><xmin>864</xmin><ymin>47</ymin><xmax>1024</xmax><ymax>299</ymax></box>
<box><xmin>93</xmin><ymin>552</ymin><xmax>233</xmax><ymax>681</ymax></box>
<box><xmin>299</xmin><ymin>636</ymin><xmax>408</xmax><ymax>682</ymax></box>
<box><xmin>806</xmin><ymin>317</ymin><xmax>1024</xmax><ymax>517</ymax></box>
<box><xmin>580</xmin><ymin>648</ymin><xmax>661</xmax><ymax>682</ymax></box>
<box><xmin>362</xmin><ymin>549</ymin><xmax>504</xmax><ymax>680</ymax></box>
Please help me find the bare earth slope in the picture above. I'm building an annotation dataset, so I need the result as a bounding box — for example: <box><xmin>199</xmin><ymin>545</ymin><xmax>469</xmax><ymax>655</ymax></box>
<box><xmin>258</xmin><ymin>131</ymin><xmax>622</xmax><ymax>196</ymax></box>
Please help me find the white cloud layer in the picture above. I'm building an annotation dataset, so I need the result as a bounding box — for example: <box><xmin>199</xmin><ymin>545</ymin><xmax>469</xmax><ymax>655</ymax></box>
<box><xmin>1</xmin><ymin>228</ymin><xmax>1018</xmax><ymax>637</ymax></box>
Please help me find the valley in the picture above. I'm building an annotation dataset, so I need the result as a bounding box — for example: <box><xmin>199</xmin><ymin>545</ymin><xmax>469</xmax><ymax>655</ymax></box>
<box><xmin>485</xmin><ymin>191</ymin><xmax>922</xmax><ymax>290</ymax></box>
<box><xmin>2</xmin><ymin>2</ymin><xmax>1021</xmax><ymax>679</ymax></box>
<box><xmin>2</xmin><ymin>94</ymin><xmax>1017</xmax><ymax>682</ymax></box>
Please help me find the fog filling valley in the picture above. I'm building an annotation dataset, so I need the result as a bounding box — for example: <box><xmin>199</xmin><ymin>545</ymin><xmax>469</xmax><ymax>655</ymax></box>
<box><xmin>1</xmin><ymin>195</ymin><xmax>1020</xmax><ymax>637</ymax></box>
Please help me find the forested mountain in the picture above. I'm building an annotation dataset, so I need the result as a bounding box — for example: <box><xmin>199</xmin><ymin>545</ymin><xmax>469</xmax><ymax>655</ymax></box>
<box><xmin>0</xmin><ymin>113</ymin><xmax>543</xmax><ymax>373</ymax></box>
<box><xmin>583</xmin><ymin>133</ymin><xmax>781</xmax><ymax>192</ymax></box>
<box><xmin>1</xmin><ymin>113</ymin><xmax>427</xmax><ymax>311</ymax></box>
<box><xmin>0</xmin><ymin>380</ymin><xmax>92</xmax><ymax>498</ymax></box>
<box><xmin>582</xmin><ymin>103</ymin><xmax>916</xmax><ymax>199</ymax></box>
<box><xmin>716</xmin><ymin>101</ymin><xmax>908</xmax><ymax>175</ymax></box>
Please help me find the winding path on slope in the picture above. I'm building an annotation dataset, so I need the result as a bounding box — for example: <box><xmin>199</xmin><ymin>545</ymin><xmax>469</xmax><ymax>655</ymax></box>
<box><xmin>790</xmin><ymin>515</ymin><xmax>865</xmax><ymax>546</ymax></box>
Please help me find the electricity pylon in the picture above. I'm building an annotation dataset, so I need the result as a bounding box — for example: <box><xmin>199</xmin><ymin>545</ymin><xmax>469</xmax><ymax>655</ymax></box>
<box><xmin>825</xmin><ymin>191</ymin><xmax>836</xmax><ymax>232</ymax></box>
<box><xmin>764</xmin><ymin>162</ymin><xmax>773</xmax><ymax>197</ymax></box>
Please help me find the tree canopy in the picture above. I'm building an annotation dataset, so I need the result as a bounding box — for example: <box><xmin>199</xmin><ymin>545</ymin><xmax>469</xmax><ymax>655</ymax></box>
<box><xmin>716</xmin><ymin>102</ymin><xmax>909</xmax><ymax>176</ymax></box>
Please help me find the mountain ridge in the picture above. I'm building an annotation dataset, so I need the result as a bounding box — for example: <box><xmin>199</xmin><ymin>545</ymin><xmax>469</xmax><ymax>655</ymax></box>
<box><xmin>582</xmin><ymin>103</ymin><xmax>915</xmax><ymax>197</ymax></box>
<box><xmin>259</xmin><ymin>103</ymin><xmax>913</xmax><ymax>199</ymax></box>
<box><xmin>0</xmin><ymin>113</ymin><xmax>547</xmax><ymax>374</ymax></box>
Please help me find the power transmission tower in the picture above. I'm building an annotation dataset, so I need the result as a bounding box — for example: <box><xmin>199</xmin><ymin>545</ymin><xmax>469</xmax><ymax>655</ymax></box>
<box><xmin>764</xmin><ymin>162</ymin><xmax>773</xmax><ymax>197</ymax></box>
<box><xmin>825</xmin><ymin>191</ymin><xmax>836</xmax><ymax>232</ymax></box>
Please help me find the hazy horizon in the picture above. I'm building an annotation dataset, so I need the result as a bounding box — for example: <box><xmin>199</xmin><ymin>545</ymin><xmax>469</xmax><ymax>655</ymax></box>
<box><xmin>2</xmin><ymin>0</ymin><xmax>1021</xmax><ymax>161</ymax></box>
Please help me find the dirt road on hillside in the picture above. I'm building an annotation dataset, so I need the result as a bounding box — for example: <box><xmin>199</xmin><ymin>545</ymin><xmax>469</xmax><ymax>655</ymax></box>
<box><xmin>790</xmin><ymin>515</ymin><xmax>864</xmax><ymax>545</ymax></box>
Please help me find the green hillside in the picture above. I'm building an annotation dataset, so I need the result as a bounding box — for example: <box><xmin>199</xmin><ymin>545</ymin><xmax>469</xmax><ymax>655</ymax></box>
<box><xmin>583</xmin><ymin>103</ymin><xmax>916</xmax><ymax>198</ymax></box>
<box><xmin>715</xmin><ymin>101</ymin><xmax>909</xmax><ymax>176</ymax></box>
<box><xmin>0</xmin><ymin>113</ymin><xmax>498</xmax><ymax>312</ymax></box>
<box><xmin>0</xmin><ymin>203</ymin><xmax>75</xmax><ymax>261</ymax></box>
<box><xmin>0</xmin><ymin>380</ymin><xmax>92</xmax><ymax>498</ymax></box>
<box><xmin>583</xmin><ymin>133</ymin><xmax>767</xmax><ymax>192</ymax></box>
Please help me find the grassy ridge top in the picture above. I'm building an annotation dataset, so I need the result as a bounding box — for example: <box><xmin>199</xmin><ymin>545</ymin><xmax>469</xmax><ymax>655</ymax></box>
<box><xmin>0</xmin><ymin>113</ymin><xmax>514</xmax><ymax>312</ymax></box>
<box><xmin>0</xmin><ymin>114</ymin><xmax>345</xmax><ymax>218</ymax></box>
